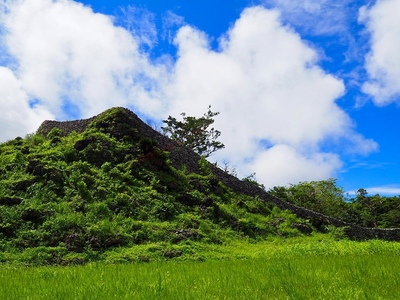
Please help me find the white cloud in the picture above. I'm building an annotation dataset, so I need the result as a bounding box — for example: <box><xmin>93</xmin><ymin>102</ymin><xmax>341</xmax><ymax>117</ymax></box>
<box><xmin>117</xmin><ymin>5</ymin><xmax>158</xmax><ymax>50</ymax></box>
<box><xmin>0</xmin><ymin>66</ymin><xmax>53</xmax><ymax>140</ymax></box>
<box><xmin>364</xmin><ymin>186</ymin><xmax>400</xmax><ymax>195</ymax></box>
<box><xmin>0</xmin><ymin>2</ymin><xmax>377</xmax><ymax>188</ymax></box>
<box><xmin>161</xmin><ymin>10</ymin><xmax>185</xmax><ymax>44</ymax></box>
<box><xmin>248</xmin><ymin>144</ymin><xmax>342</xmax><ymax>188</ymax></box>
<box><xmin>163</xmin><ymin>7</ymin><xmax>376</xmax><ymax>188</ymax></box>
<box><xmin>1</xmin><ymin>0</ymin><xmax>165</xmax><ymax>119</ymax></box>
<box><xmin>360</xmin><ymin>0</ymin><xmax>400</xmax><ymax>105</ymax></box>
<box><xmin>264</xmin><ymin>0</ymin><xmax>354</xmax><ymax>36</ymax></box>
<box><xmin>263</xmin><ymin>0</ymin><xmax>364</xmax><ymax>66</ymax></box>
<box><xmin>347</xmin><ymin>185</ymin><xmax>400</xmax><ymax>196</ymax></box>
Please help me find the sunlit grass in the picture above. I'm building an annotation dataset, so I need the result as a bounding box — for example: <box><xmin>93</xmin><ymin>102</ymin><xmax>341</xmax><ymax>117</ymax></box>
<box><xmin>1</xmin><ymin>237</ymin><xmax>399</xmax><ymax>299</ymax></box>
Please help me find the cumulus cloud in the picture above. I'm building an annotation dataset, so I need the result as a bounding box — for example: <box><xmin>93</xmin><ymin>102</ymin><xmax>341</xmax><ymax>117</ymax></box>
<box><xmin>248</xmin><ymin>145</ymin><xmax>342</xmax><ymax>188</ymax></box>
<box><xmin>0</xmin><ymin>0</ymin><xmax>165</xmax><ymax>120</ymax></box>
<box><xmin>0</xmin><ymin>66</ymin><xmax>53</xmax><ymax>140</ymax></box>
<box><xmin>0</xmin><ymin>1</ymin><xmax>377</xmax><ymax>188</ymax></box>
<box><xmin>359</xmin><ymin>0</ymin><xmax>400</xmax><ymax>105</ymax></box>
<box><xmin>162</xmin><ymin>7</ymin><xmax>377</xmax><ymax>187</ymax></box>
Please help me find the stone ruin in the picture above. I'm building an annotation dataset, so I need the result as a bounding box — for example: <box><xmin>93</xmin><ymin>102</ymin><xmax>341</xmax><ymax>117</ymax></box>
<box><xmin>36</xmin><ymin>107</ymin><xmax>400</xmax><ymax>241</ymax></box>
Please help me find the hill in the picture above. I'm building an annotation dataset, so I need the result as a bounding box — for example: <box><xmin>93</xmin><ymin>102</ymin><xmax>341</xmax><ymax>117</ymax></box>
<box><xmin>1</xmin><ymin>107</ymin><xmax>399</xmax><ymax>265</ymax></box>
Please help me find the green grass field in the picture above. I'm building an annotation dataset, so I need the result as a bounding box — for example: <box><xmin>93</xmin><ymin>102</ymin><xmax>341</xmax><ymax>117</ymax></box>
<box><xmin>1</xmin><ymin>237</ymin><xmax>399</xmax><ymax>299</ymax></box>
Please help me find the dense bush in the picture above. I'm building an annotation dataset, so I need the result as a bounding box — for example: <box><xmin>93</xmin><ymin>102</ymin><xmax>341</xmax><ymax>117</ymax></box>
<box><xmin>0</xmin><ymin>107</ymin><xmax>308</xmax><ymax>266</ymax></box>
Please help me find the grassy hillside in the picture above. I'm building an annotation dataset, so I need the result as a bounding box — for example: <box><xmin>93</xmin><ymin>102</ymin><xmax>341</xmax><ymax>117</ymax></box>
<box><xmin>0</xmin><ymin>107</ymin><xmax>311</xmax><ymax>266</ymax></box>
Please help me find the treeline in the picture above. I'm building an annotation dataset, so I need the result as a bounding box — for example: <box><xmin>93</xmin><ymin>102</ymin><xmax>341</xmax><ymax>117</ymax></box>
<box><xmin>269</xmin><ymin>179</ymin><xmax>400</xmax><ymax>228</ymax></box>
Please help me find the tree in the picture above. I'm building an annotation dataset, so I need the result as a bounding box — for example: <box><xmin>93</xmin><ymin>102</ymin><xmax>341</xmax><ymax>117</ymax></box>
<box><xmin>162</xmin><ymin>105</ymin><xmax>225</xmax><ymax>157</ymax></box>
<box><xmin>269</xmin><ymin>179</ymin><xmax>347</xmax><ymax>218</ymax></box>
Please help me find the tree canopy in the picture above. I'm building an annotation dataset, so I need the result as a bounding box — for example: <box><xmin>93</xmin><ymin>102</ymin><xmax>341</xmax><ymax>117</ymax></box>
<box><xmin>162</xmin><ymin>106</ymin><xmax>225</xmax><ymax>157</ymax></box>
<box><xmin>269</xmin><ymin>179</ymin><xmax>400</xmax><ymax>228</ymax></box>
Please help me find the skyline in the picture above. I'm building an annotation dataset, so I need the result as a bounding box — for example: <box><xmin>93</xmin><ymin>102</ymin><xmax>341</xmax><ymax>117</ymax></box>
<box><xmin>1</xmin><ymin>0</ymin><xmax>400</xmax><ymax>195</ymax></box>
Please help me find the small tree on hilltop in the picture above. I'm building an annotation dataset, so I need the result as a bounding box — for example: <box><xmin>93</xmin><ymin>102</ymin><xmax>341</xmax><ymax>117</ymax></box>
<box><xmin>162</xmin><ymin>105</ymin><xmax>225</xmax><ymax>157</ymax></box>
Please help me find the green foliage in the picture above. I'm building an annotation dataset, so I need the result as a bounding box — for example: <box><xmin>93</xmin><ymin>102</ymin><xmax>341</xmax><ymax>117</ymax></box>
<box><xmin>270</xmin><ymin>179</ymin><xmax>400</xmax><ymax>228</ymax></box>
<box><xmin>47</xmin><ymin>127</ymin><xmax>62</xmax><ymax>139</ymax></box>
<box><xmin>242</xmin><ymin>173</ymin><xmax>265</xmax><ymax>190</ymax></box>
<box><xmin>1</xmin><ymin>239</ymin><xmax>400</xmax><ymax>299</ymax></box>
<box><xmin>325</xmin><ymin>225</ymin><xmax>349</xmax><ymax>240</ymax></box>
<box><xmin>0</xmin><ymin>107</ymin><xmax>315</xmax><ymax>266</ymax></box>
<box><xmin>162</xmin><ymin>105</ymin><xmax>225</xmax><ymax>157</ymax></box>
<box><xmin>347</xmin><ymin>192</ymin><xmax>400</xmax><ymax>228</ymax></box>
<box><xmin>270</xmin><ymin>179</ymin><xmax>346</xmax><ymax>218</ymax></box>
<box><xmin>86</xmin><ymin>107</ymin><xmax>139</xmax><ymax>142</ymax></box>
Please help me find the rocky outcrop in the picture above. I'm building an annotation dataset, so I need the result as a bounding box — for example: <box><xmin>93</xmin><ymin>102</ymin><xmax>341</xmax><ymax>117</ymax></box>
<box><xmin>36</xmin><ymin>107</ymin><xmax>400</xmax><ymax>241</ymax></box>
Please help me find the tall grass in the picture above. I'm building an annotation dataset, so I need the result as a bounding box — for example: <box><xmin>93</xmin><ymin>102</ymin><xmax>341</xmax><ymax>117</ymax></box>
<box><xmin>1</xmin><ymin>238</ymin><xmax>400</xmax><ymax>299</ymax></box>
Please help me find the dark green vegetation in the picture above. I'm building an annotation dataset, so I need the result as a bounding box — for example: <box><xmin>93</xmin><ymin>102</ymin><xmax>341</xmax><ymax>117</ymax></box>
<box><xmin>270</xmin><ymin>179</ymin><xmax>400</xmax><ymax>228</ymax></box>
<box><xmin>2</xmin><ymin>107</ymin><xmax>400</xmax><ymax>298</ymax></box>
<box><xmin>0</xmin><ymin>107</ymin><xmax>311</xmax><ymax>266</ymax></box>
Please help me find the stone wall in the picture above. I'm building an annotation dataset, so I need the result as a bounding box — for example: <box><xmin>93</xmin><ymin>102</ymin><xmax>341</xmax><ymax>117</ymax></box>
<box><xmin>210</xmin><ymin>166</ymin><xmax>400</xmax><ymax>241</ymax></box>
<box><xmin>37</xmin><ymin>117</ymin><xmax>96</xmax><ymax>137</ymax></box>
<box><xmin>35</xmin><ymin>107</ymin><xmax>400</xmax><ymax>241</ymax></box>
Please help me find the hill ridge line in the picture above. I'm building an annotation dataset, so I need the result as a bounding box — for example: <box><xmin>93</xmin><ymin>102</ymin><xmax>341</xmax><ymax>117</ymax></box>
<box><xmin>36</xmin><ymin>107</ymin><xmax>400</xmax><ymax>241</ymax></box>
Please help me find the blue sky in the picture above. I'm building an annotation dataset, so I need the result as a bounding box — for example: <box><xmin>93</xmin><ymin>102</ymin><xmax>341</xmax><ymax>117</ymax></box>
<box><xmin>1</xmin><ymin>0</ymin><xmax>400</xmax><ymax>195</ymax></box>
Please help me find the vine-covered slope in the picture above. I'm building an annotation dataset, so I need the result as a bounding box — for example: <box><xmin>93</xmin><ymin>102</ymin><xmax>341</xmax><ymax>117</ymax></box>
<box><xmin>0</xmin><ymin>107</ymin><xmax>310</xmax><ymax>265</ymax></box>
